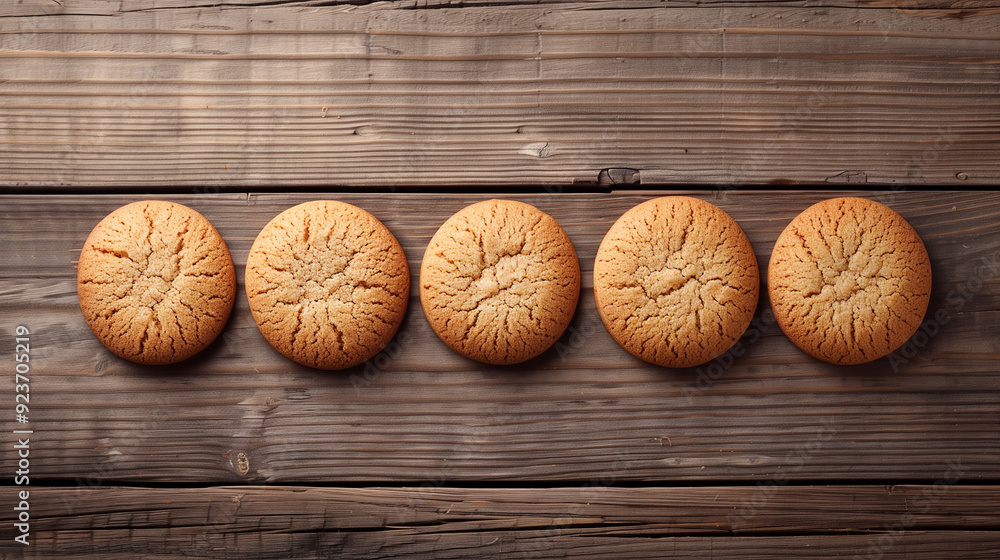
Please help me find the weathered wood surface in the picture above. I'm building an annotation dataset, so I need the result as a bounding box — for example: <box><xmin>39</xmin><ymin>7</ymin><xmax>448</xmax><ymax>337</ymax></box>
<box><xmin>6</xmin><ymin>0</ymin><xmax>1000</xmax><ymax>15</ymax></box>
<box><xmin>11</xmin><ymin>532</ymin><xmax>1000</xmax><ymax>560</ymax></box>
<box><xmin>2</xmin><ymin>2</ymin><xmax>999</xmax><ymax>187</ymax></box>
<box><xmin>1</xmin><ymin>191</ymin><xmax>997</xmax><ymax>486</ymax></box>
<box><xmin>4</xmin><ymin>485</ymin><xmax>998</xmax><ymax>558</ymax></box>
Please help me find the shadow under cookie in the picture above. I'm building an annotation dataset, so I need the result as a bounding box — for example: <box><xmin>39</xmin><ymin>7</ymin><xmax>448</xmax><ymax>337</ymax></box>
<box><xmin>245</xmin><ymin>200</ymin><xmax>410</xmax><ymax>370</ymax></box>
<box><xmin>419</xmin><ymin>199</ymin><xmax>581</xmax><ymax>366</ymax></box>
<box><xmin>76</xmin><ymin>201</ymin><xmax>237</xmax><ymax>366</ymax></box>
<box><xmin>593</xmin><ymin>196</ymin><xmax>760</xmax><ymax>369</ymax></box>
<box><xmin>767</xmin><ymin>196</ymin><xmax>932</xmax><ymax>366</ymax></box>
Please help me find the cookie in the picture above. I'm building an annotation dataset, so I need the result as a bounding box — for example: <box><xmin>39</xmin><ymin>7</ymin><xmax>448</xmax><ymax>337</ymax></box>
<box><xmin>594</xmin><ymin>196</ymin><xmax>759</xmax><ymax>368</ymax></box>
<box><xmin>767</xmin><ymin>197</ymin><xmax>931</xmax><ymax>365</ymax></box>
<box><xmin>77</xmin><ymin>201</ymin><xmax>236</xmax><ymax>365</ymax></box>
<box><xmin>245</xmin><ymin>201</ymin><xmax>409</xmax><ymax>370</ymax></box>
<box><xmin>420</xmin><ymin>199</ymin><xmax>581</xmax><ymax>365</ymax></box>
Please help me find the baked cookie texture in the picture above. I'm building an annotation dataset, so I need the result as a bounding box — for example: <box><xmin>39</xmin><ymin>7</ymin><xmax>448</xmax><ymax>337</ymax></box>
<box><xmin>420</xmin><ymin>199</ymin><xmax>581</xmax><ymax>365</ymax></box>
<box><xmin>594</xmin><ymin>196</ymin><xmax>759</xmax><ymax>368</ymax></box>
<box><xmin>77</xmin><ymin>201</ymin><xmax>236</xmax><ymax>365</ymax></box>
<box><xmin>768</xmin><ymin>197</ymin><xmax>931</xmax><ymax>365</ymax></box>
<box><xmin>245</xmin><ymin>200</ymin><xmax>410</xmax><ymax>370</ymax></box>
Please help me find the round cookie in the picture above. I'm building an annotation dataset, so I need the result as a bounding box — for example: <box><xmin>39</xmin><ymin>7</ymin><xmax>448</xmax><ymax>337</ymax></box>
<box><xmin>767</xmin><ymin>197</ymin><xmax>931</xmax><ymax>365</ymax></box>
<box><xmin>420</xmin><ymin>199</ymin><xmax>581</xmax><ymax>365</ymax></box>
<box><xmin>77</xmin><ymin>201</ymin><xmax>236</xmax><ymax>365</ymax></box>
<box><xmin>245</xmin><ymin>201</ymin><xmax>409</xmax><ymax>370</ymax></box>
<box><xmin>594</xmin><ymin>196</ymin><xmax>759</xmax><ymax>368</ymax></box>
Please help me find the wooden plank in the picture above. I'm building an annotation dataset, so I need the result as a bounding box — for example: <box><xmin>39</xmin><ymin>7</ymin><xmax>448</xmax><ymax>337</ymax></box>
<box><xmin>10</xmin><ymin>534</ymin><xmax>1000</xmax><ymax>560</ymax></box>
<box><xmin>1</xmin><ymin>5</ymin><xmax>999</xmax><ymax>187</ymax></box>
<box><xmin>6</xmin><ymin>486</ymin><xmax>999</xmax><ymax>558</ymax></box>
<box><xmin>4</xmin><ymin>0</ymin><xmax>1000</xmax><ymax>17</ymax></box>
<box><xmin>1</xmin><ymin>191</ymin><xmax>997</xmax><ymax>484</ymax></box>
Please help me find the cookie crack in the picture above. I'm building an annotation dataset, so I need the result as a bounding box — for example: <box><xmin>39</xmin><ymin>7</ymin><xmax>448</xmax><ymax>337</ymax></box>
<box><xmin>329</xmin><ymin>319</ymin><xmax>345</xmax><ymax>354</ymax></box>
<box><xmin>421</xmin><ymin>201</ymin><xmax>578</xmax><ymax>364</ymax></box>
<box><xmin>137</xmin><ymin>326</ymin><xmax>149</xmax><ymax>356</ymax></box>
<box><xmin>91</xmin><ymin>246</ymin><xmax>133</xmax><ymax>261</ymax></box>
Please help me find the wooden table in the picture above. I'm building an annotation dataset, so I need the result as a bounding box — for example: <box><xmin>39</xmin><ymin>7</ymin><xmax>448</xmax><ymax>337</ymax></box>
<box><xmin>2</xmin><ymin>1</ymin><xmax>1000</xmax><ymax>559</ymax></box>
<box><xmin>2</xmin><ymin>0</ymin><xmax>999</xmax><ymax>188</ymax></box>
<box><xmin>2</xmin><ymin>191</ymin><xmax>998</xmax><ymax>558</ymax></box>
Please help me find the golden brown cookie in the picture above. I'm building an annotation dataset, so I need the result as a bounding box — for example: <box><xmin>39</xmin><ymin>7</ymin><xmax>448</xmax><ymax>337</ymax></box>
<box><xmin>245</xmin><ymin>201</ymin><xmax>410</xmax><ymax>370</ymax></box>
<box><xmin>594</xmin><ymin>196</ymin><xmax>759</xmax><ymax>368</ymax></box>
<box><xmin>420</xmin><ymin>199</ymin><xmax>581</xmax><ymax>365</ymax></box>
<box><xmin>768</xmin><ymin>197</ymin><xmax>931</xmax><ymax>365</ymax></box>
<box><xmin>77</xmin><ymin>201</ymin><xmax>236</xmax><ymax>365</ymax></box>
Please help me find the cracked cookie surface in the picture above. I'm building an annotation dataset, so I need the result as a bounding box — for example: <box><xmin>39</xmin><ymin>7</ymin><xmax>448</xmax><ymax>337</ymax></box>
<box><xmin>594</xmin><ymin>196</ymin><xmax>759</xmax><ymax>368</ymax></box>
<box><xmin>77</xmin><ymin>201</ymin><xmax>236</xmax><ymax>365</ymax></box>
<box><xmin>768</xmin><ymin>197</ymin><xmax>931</xmax><ymax>365</ymax></box>
<box><xmin>245</xmin><ymin>200</ymin><xmax>409</xmax><ymax>370</ymax></box>
<box><xmin>420</xmin><ymin>199</ymin><xmax>581</xmax><ymax>365</ymax></box>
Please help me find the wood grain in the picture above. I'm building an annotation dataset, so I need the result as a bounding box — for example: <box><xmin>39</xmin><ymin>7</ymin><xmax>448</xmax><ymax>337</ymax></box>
<box><xmin>1</xmin><ymin>191</ymin><xmax>997</xmax><ymax>485</ymax></box>
<box><xmin>7</xmin><ymin>485</ymin><xmax>999</xmax><ymax>558</ymax></box>
<box><xmin>3</xmin><ymin>2</ymin><xmax>997</xmax><ymax>556</ymax></box>
<box><xmin>4</xmin><ymin>0</ymin><xmax>1000</xmax><ymax>17</ymax></box>
<box><xmin>11</xmin><ymin>534</ymin><xmax>1000</xmax><ymax>560</ymax></box>
<box><xmin>2</xmin><ymin>3</ymin><xmax>999</xmax><ymax>187</ymax></box>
